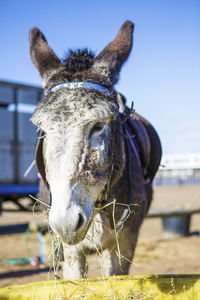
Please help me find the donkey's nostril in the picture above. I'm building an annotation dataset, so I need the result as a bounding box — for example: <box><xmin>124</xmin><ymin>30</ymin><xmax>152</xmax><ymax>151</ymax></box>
<box><xmin>75</xmin><ymin>213</ymin><xmax>84</xmax><ymax>231</ymax></box>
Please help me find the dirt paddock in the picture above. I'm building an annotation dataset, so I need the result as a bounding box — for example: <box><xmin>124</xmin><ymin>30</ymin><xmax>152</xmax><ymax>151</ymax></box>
<box><xmin>0</xmin><ymin>185</ymin><xmax>200</xmax><ymax>288</ymax></box>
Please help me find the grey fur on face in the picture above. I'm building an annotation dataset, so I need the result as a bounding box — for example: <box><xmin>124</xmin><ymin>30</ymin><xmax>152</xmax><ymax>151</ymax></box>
<box><xmin>29</xmin><ymin>20</ymin><xmax>162</xmax><ymax>278</ymax></box>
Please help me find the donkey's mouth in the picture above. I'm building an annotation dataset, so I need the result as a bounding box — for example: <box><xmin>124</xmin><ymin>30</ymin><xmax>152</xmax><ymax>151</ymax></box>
<box><xmin>56</xmin><ymin>219</ymin><xmax>92</xmax><ymax>246</ymax></box>
<box><xmin>49</xmin><ymin>209</ymin><xmax>94</xmax><ymax>246</ymax></box>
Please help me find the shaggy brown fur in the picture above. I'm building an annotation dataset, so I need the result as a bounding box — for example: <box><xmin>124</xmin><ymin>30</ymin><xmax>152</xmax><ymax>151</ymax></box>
<box><xmin>29</xmin><ymin>20</ymin><xmax>162</xmax><ymax>279</ymax></box>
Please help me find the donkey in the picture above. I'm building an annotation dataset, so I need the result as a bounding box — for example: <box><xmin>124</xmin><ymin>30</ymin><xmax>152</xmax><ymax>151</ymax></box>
<box><xmin>29</xmin><ymin>20</ymin><xmax>162</xmax><ymax>279</ymax></box>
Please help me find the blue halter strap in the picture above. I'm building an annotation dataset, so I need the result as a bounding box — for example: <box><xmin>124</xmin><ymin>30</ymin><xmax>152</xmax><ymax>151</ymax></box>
<box><xmin>50</xmin><ymin>82</ymin><xmax>112</xmax><ymax>96</ymax></box>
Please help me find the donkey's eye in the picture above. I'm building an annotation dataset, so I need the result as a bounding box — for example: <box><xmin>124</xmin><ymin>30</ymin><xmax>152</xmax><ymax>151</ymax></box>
<box><xmin>91</xmin><ymin>122</ymin><xmax>104</xmax><ymax>134</ymax></box>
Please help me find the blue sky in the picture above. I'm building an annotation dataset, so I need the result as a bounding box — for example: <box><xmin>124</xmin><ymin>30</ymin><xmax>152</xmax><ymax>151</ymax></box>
<box><xmin>0</xmin><ymin>0</ymin><xmax>199</xmax><ymax>155</ymax></box>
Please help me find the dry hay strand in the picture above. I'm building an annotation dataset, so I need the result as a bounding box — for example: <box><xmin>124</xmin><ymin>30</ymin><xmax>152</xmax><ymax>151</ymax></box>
<box><xmin>45</xmin><ymin>199</ymin><xmax>146</xmax><ymax>299</ymax></box>
<box><xmin>127</xmin><ymin>289</ymin><xmax>157</xmax><ymax>300</ymax></box>
<box><xmin>28</xmin><ymin>195</ymin><xmax>158</xmax><ymax>299</ymax></box>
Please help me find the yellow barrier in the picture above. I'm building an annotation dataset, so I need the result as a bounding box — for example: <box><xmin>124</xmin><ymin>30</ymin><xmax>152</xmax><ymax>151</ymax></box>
<box><xmin>0</xmin><ymin>274</ymin><xmax>200</xmax><ymax>300</ymax></box>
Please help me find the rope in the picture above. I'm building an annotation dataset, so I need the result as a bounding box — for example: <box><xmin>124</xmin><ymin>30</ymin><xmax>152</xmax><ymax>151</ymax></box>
<box><xmin>4</xmin><ymin>227</ymin><xmax>43</xmax><ymax>266</ymax></box>
<box><xmin>24</xmin><ymin>227</ymin><xmax>35</xmax><ymax>259</ymax></box>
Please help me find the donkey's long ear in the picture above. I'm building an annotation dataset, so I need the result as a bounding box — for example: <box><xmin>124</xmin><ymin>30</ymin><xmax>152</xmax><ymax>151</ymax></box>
<box><xmin>29</xmin><ymin>27</ymin><xmax>62</xmax><ymax>83</ymax></box>
<box><xmin>93</xmin><ymin>20</ymin><xmax>134</xmax><ymax>85</ymax></box>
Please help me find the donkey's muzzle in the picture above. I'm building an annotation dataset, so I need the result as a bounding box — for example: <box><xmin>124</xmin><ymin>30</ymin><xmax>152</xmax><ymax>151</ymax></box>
<box><xmin>49</xmin><ymin>203</ymin><xmax>92</xmax><ymax>245</ymax></box>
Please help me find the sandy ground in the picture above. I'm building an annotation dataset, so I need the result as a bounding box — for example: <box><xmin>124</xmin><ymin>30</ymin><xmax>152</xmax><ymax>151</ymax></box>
<box><xmin>0</xmin><ymin>185</ymin><xmax>200</xmax><ymax>288</ymax></box>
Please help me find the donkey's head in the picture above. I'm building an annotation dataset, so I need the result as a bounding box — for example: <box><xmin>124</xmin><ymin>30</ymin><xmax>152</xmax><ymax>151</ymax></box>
<box><xmin>30</xmin><ymin>21</ymin><xmax>134</xmax><ymax>245</ymax></box>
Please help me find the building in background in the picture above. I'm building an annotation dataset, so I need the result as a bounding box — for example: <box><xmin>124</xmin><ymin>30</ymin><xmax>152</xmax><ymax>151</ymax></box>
<box><xmin>155</xmin><ymin>153</ymin><xmax>200</xmax><ymax>185</ymax></box>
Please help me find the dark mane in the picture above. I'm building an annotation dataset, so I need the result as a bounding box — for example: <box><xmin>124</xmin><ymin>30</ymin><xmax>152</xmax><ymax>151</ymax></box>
<box><xmin>63</xmin><ymin>48</ymin><xmax>95</xmax><ymax>72</ymax></box>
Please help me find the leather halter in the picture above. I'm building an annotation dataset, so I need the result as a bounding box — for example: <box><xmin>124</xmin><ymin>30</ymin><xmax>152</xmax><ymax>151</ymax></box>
<box><xmin>94</xmin><ymin>103</ymin><xmax>138</xmax><ymax>230</ymax></box>
<box><xmin>35</xmin><ymin>86</ymin><xmax>147</xmax><ymax>231</ymax></box>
